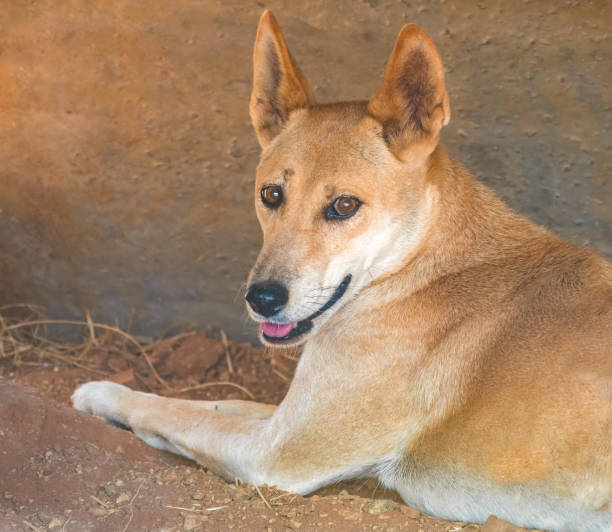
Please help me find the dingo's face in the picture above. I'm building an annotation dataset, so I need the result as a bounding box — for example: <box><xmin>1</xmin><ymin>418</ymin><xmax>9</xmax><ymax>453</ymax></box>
<box><xmin>248</xmin><ymin>106</ymin><xmax>427</xmax><ymax>345</ymax></box>
<box><xmin>245</xmin><ymin>13</ymin><xmax>450</xmax><ymax>346</ymax></box>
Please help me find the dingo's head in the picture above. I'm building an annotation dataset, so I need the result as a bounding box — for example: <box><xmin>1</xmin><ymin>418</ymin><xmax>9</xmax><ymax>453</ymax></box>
<box><xmin>245</xmin><ymin>11</ymin><xmax>450</xmax><ymax>346</ymax></box>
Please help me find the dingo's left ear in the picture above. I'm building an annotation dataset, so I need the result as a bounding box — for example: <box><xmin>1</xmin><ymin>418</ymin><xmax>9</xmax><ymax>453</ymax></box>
<box><xmin>368</xmin><ymin>25</ymin><xmax>450</xmax><ymax>161</ymax></box>
<box><xmin>250</xmin><ymin>11</ymin><xmax>315</xmax><ymax>148</ymax></box>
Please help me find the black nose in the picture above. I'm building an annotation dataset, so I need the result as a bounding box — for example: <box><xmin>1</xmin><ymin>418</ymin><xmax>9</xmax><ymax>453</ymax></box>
<box><xmin>245</xmin><ymin>282</ymin><xmax>288</xmax><ymax>317</ymax></box>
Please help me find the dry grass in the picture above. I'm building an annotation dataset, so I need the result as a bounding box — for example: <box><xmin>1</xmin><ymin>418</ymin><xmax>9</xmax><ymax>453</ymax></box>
<box><xmin>0</xmin><ymin>304</ymin><xmax>255</xmax><ymax>399</ymax></box>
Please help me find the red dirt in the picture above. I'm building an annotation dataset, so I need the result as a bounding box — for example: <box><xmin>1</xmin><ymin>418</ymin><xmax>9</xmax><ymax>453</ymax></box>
<box><xmin>0</xmin><ymin>331</ymin><xmax>532</xmax><ymax>532</ymax></box>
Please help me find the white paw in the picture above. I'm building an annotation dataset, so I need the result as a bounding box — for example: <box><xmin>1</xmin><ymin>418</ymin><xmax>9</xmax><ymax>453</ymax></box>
<box><xmin>72</xmin><ymin>381</ymin><xmax>130</xmax><ymax>425</ymax></box>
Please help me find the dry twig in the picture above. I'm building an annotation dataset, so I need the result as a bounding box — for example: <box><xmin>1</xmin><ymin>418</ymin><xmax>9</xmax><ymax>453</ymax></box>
<box><xmin>220</xmin><ymin>329</ymin><xmax>234</xmax><ymax>374</ymax></box>
<box><xmin>22</xmin><ymin>520</ymin><xmax>42</xmax><ymax>532</ymax></box>
<box><xmin>5</xmin><ymin>319</ymin><xmax>169</xmax><ymax>389</ymax></box>
<box><xmin>272</xmin><ymin>368</ymin><xmax>289</xmax><ymax>382</ymax></box>
<box><xmin>175</xmin><ymin>381</ymin><xmax>255</xmax><ymax>400</ymax></box>
<box><xmin>121</xmin><ymin>480</ymin><xmax>144</xmax><ymax>532</ymax></box>
<box><xmin>0</xmin><ymin>307</ymin><xmax>259</xmax><ymax>403</ymax></box>
<box><xmin>255</xmin><ymin>484</ymin><xmax>272</xmax><ymax>510</ymax></box>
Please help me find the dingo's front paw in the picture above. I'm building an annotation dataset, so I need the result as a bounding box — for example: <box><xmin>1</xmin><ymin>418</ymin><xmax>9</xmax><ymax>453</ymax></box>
<box><xmin>72</xmin><ymin>381</ymin><xmax>131</xmax><ymax>429</ymax></box>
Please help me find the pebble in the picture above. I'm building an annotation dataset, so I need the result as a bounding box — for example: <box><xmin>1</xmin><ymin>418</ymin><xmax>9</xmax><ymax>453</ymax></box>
<box><xmin>48</xmin><ymin>518</ymin><xmax>63</xmax><ymax>529</ymax></box>
<box><xmin>482</xmin><ymin>515</ymin><xmax>525</xmax><ymax>531</ymax></box>
<box><xmin>103</xmin><ymin>484</ymin><xmax>118</xmax><ymax>497</ymax></box>
<box><xmin>115</xmin><ymin>492</ymin><xmax>131</xmax><ymax>504</ymax></box>
<box><xmin>367</xmin><ymin>499</ymin><xmax>399</xmax><ymax>514</ymax></box>
<box><xmin>36</xmin><ymin>511</ymin><xmax>52</xmax><ymax>524</ymax></box>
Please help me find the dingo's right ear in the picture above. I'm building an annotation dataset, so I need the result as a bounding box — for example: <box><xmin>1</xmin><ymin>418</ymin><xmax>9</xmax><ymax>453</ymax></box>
<box><xmin>250</xmin><ymin>11</ymin><xmax>314</xmax><ymax>148</ymax></box>
<box><xmin>368</xmin><ymin>25</ymin><xmax>450</xmax><ymax>162</ymax></box>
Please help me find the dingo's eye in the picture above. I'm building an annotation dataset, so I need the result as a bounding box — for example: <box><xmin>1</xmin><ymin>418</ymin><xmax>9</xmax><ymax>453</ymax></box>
<box><xmin>261</xmin><ymin>184</ymin><xmax>283</xmax><ymax>209</ymax></box>
<box><xmin>326</xmin><ymin>195</ymin><xmax>361</xmax><ymax>220</ymax></box>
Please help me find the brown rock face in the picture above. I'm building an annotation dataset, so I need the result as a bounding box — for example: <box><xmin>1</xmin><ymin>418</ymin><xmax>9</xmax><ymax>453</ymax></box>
<box><xmin>0</xmin><ymin>2</ymin><xmax>610</xmax><ymax>339</ymax></box>
<box><xmin>482</xmin><ymin>515</ymin><xmax>528</xmax><ymax>532</ymax></box>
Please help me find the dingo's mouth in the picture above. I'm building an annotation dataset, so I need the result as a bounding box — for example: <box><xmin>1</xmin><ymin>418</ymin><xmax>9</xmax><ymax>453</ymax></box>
<box><xmin>261</xmin><ymin>274</ymin><xmax>352</xmax><ymax>344</ymax></box>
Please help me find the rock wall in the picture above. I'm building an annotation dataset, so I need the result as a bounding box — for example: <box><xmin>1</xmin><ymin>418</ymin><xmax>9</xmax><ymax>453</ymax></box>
<box><xmin>0</xmin><ymin>0</ymin><xmax>610</xmax><ymax>340</ymax></box>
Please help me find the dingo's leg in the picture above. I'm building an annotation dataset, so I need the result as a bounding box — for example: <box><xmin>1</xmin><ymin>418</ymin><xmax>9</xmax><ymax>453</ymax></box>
<box><xmin>195</xmin><ymin>399</ymin><xmax>276</xmax><ymax>419</ymax></box>
<box><xmin>72</xmin><ymin>381</ymin><xmax>370</xmax><ymax>493</ymax></box>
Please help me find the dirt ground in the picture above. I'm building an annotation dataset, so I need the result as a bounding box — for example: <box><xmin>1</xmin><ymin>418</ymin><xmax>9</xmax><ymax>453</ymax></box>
<box><xmin>0</xmin><ymin>318</ymin><xmax>533</xmax><ymax>532</ymax></box>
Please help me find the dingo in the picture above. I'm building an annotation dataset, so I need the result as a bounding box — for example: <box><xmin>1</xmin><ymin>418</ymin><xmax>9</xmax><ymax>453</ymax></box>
<box><xmin>73</xmin><ymin>11</ymin><xmax>611</xmax><ymax>530</ymax></box>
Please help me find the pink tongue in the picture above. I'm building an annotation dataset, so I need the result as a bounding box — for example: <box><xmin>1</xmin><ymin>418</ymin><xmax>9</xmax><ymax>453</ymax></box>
<box><xmin>261</xmin><ymin>322</ymin><xmax>294</xmax><ymax>338</ymax></box>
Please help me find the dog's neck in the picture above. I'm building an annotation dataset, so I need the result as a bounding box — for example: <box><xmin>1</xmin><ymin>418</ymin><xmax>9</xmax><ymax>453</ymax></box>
<box><xmin>353</xmin><ymin>146</ymin><xmax>554</xmax><ymax>308</ymax></box>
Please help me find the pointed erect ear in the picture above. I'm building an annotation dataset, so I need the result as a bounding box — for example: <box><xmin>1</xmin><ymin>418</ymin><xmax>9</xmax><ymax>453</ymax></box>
<box><xmin>368</xmin><ymin>24</ymin><xmax>450</xmax><ymax>161</ymax></box>
<box><xmin>250</xmin><ymin>11</ymin><xmax>315</xmax><ymax>148</ymax></box>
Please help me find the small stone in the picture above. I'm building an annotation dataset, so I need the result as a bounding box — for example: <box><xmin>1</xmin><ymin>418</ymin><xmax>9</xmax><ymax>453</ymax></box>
<box><xmin>36</xmin><ymin>511</ymin><xmax>52</xmax><ymax>524</ymax></box>
<box><xmin>280</xmin><ymin>507</ymin><xmax>298</xmax><ymax>519</ymax></box>
<box><xmin>482</xmin><ymin>515</ymin><xmax>525</xmax><ymax>532</ymax></box>
<box><xmin>191</xmin><ymin>492</ymin><xmax>204</xmax><ymax>501</ymax></box>
<box><xmin>367</xmin><ymin>499</ymin><xmax>399</xmax><ymax>514</ymax></box>
<box><xmin>115</xmin><ymin>493</ymin><xmax>131</xmax><ymax>505</ymax></box>
<box><xmin>48</xmin><ymin>518</ymin><xmax>63</xmax><ymax>529</ymax></box>
<box><xmin>103</xmin><ymin>484</ymin><xmax>118</xmax><ymax>497</ymax></box>
<box><xmin>288</xmin><ymin>519</ymin><xmax>302</xmax><ymax>529</ymax></box>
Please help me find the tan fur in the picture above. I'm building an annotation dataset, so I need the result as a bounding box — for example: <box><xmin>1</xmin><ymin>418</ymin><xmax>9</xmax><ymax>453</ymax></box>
<box><xmin>73</xmin><ymin>12</ymin><xmax>611</xmax><ymax>530</ymax></box>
